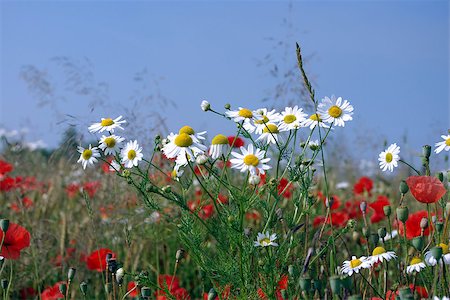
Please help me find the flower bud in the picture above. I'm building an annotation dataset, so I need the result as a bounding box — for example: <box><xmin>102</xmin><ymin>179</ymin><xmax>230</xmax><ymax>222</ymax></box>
<box><xmin>447</xmin><ymin>202</ymin><xmax>450</xmax><ymax>215</ymax></box>
<box><xmin>275</xmin><ymin>208</ymin><xmax>283</xmax><ymax>220</ymax></box>
<box><xmin>399</xmin><ymin>180</ymin><xmax>409</xmax><ymax>195</ymax></box>
<box><xmin>80</xmin><ymin>282</ymin><xmax>88</xmax><ymax>295</ymax></box>
<box><xmin>224</xmin><ymin>103</ymin><xmax>231</xmax><ymax>110</ymax></box>
<box><xmin>207</xmin><ymin>288</ymin><xmax>217</xmax><ymax>300</ymax></box>
<box><xmin>67</xmin><ymin>267</ymin><xmax>76</xmax><ymax>281</ymax></box>
<box><xmin>248</xmin><ymin>174</ymin><xmax>260</xmax><ymax>185</ymax></box>
<box><xmin>419</xmin><ymin>218</ymin><xmax>428</xmax><ymax>230</ymax></box>
<box><xmin>0</xmin><ymin>219</ymin><xmax>9</xmax><ymax>233</ymax></box>
<box><xmin>422</xmin><ymin>145</ymin><xmax>431</xmax><ymax>158</ymax></box>
<box><xmin>360</xmin><ymin>201</ymin><xmax>367</xmax><ymax>214</ymax></box>
<box><xmin>200</xmin><ymin>100</ymin><xmax>211</xmax><ymax>112</ymax></box>
<box><xmin>396</xmin><ymin>206</ymin><xmax>409</xmax><ymax>223</ymax></box>
<box><xmin>431</xmin><ymin>215</ymin><xmax>437</xmax><ymax>224</ymax></box>
<box><xmin>435</xmin><ymin>221</ymin><xmax>444</xmax><ymax>233</ymax></box>
<box><xmin>412</xmin><ymin>236</ymin><xmax>424</xmax><ymax>251</ymax></box>
<box><xmin>1</xmin><ymin>279</ymin><xmax>8</xmax><ymax>289</ymax></box>
<box><xmin>107</xmin><ymin>258</ymin><xmax>118</xmax><ymax>273</ymax></box>
<box><xmin>176</xmin><ymin>249</ymin><xmax>185</xmax><ymax>262</ymax></box>
<box><xmin>122</xmin><ymin>170</ymin><xmax>131</xmax><ymax>177</ymax></box>
<box><xmin>116</xmin><ymin>268</ymin><xmax>124</xmax><ymax>285</ymax></box>
<box><xmin>378</xmin><ymin>227</ymin><xmax>387</xmax><ymax>239</ymax></box>
<box><xmin>59</xmin><ymin>283</ymin><xmax>67</xmax><ymax>295</ymax></box>
<box><xmin>383</xmin><ymin>205</ymin><xmax>392</xmax><ymax>217</ymax></box>
<box><xmin>196</xmin><ymin>154</ymin><xmax>208</xmax><ymax>165</ymax></box>
<box><xmin>398</xmin><ymin>287</ymin><xmax>413</xmax><ymax>299</ymax></box>
<box><xmin>431</xmin><ymin>246</ymin><xmax>443</xmax><ymax>261</ymax></box>
<box><xmin>141</xmin><ymin>287</ymin><xmax>151</xmax><ymax>298</ymax></box>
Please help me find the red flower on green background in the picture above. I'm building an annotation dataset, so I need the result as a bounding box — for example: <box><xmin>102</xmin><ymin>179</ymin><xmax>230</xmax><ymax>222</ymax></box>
<box><xmin>0</xmin><ymin>222</ymin><xmax>31</xmax><ymax>259</ymax></box>
<box><xmin>369</xmin><ymin>195</ymin><xmax>390</xmax><ymax>223</ymax></box>
<box><xmin>41</xmin><ymin>281</ymin><xmax>65</xmax><ymax>300</ymax></box>
<box><xmin>398</xmin><ymin>210</ymin><xmax>432</xmax><ymax>240</ymax></box>
<box><xmin>85</xmin><ymin>248</ymin><xmax>116</xmax><ymax>272</ymax></box>
<box><xmin>406</xmin><ymin>176</ymin><xmax>446</xmax><ymax>204</ymax></box>
<box><xmin>353</xmin><ymin>176</ymin><xmax>373</xmax><ymax>195</ymax></box>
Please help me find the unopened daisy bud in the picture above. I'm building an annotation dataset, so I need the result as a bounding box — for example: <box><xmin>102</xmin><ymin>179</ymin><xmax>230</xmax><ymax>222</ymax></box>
<box><xmin>396</xmin><ymin>206</ymin><xmax>409</xmax><ymax>223</ymax></box>
<box><xmin>116</xmin><ymin>268</ymin><xmax>124</xmax><ymax>284</ymax></box>
<box><xmin>435</xmin><ymin>221</ymin><xmax>444</xmax><ymax>233</ymax></box>
<box><xmin>195</xmin><ymin>154</ymin><xmax>208</xmax><ymax>165</ymax></box>
<box><xmin>207</xmin><ymin>288</ymin><xmax>217</xmax><ymax>300</ymax></box>
<box><xmin>67</xmin><ymin>267</ymin><xmax>76</xmax><ymax>281</ymax></box>
<box><xmin>176</xmin><ymin>249</ymin><xmax>185</xmax><ymax>262</ymax></box>
<box><xmin>419</xmin><ymin>217</ymin><xmax>428</xmax><ymax>230</ymax></box>
<box><xmin>141</xmin><ymin>287</ymin><xmax>151</xmax><ymax>298</ymax></box>
<box><xmin>346</xmin><ymin>219</ymin><xmax>356</xmax><ymax>230</ymax></box>
<box><xmin>105</xmin><ymin>283</ymin><xmax>112</xmax><ymax>294</ymax></box>
<box><xmin>412</xmin><ymin>236</ymin><xmax>424</xmax><ymax>251</ymax></box>
<box><xmin>122</xmin><ymin>169</ymin><xmax>131</xmax><ymax>178</ymax></box>
<box><xmin>431</xmin><ymin>246</ymin><xmax>443</xmax><ymax>261</ymax></box>
<box><xmin>383</xmin><ymin>205</ymin><xmax>392</xmax><ymax>217</ymax></box>
<box><xmin>0</xmin><ymin>219</ymin><xmax>9</xmax><ymax>233</ymax></box>
<box><xmin>224</xmin><ymin>103</ymin><xmax>231</xmax><ymax>110</ymax></box>
<box><xmin>399</xmin><ymin>180</ymin><xmax>409</xmax><ymax>195</ymax></box>
<box><xmin>422</xmin><ymin>145</ymin><xmax>431</xmax><ymax>158</ymax></box>
<box><xmin>378</xmin><ymin>227</ymin><xmax>387</xmax><ymax>239</ymax></box>
<box><xmin>437</xmin><ymin>172</ymin><xmax>444</xmax><ymax>182</ymax></box>
<box><xmin>201</xmin><ymin>100</ymin><xmax>211</xmax><ymax>112</ymax></box>
<box><xmin>1</xmin><ymin>279</ymin><xmax>7</xmax><ymax>289</ymax></box>
<box><xmin>59</xmin><ymin>283</ymin><xmax>67</xmax><ymax>295</ymax></box>
<box><xmin>248</xmin><ymin>174</ymin><xmax>260</xmax><ymax>185</ymax></box>
<box><xmin>80</xmin><ymin>282</ymin><xmax>88</xmax><ymax>295</ymax></box>
<box><xmin>360</xmin><ymin>201</ymin><xmax>367</xmax><ymax>214</ymax></box>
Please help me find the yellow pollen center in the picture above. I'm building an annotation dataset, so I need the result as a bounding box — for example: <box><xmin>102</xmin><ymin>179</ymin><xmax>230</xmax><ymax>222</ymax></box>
<box><xmin>174</xmin><ymin>133</ymin><xmax>193</xmax><ymax>147</ymax></box>
<box><xmin>372</xmin><ymin>246</ymin><xmax>386</xmax><ymax>256</ymax></box>
<box><xmin>179</xmin><ymin>125</ymin><xmax>195</xmax><ymax>135</ymax></box>
<box><xmin>243</xmin><ymin>154</ymin><xmax>259</xmax><ymax>166</ymax></box>
<box><xmin>127</xmin><ymin>150</ymin><xmax>136</xmax><ymax>160</ymax></box>
<box><xmin>410</xmin><ymin>257</ymin><xmax>422</xmax><ymax>266</ymax></box>
<box><xmin>255</xmin><ymin>116</ymin><xmax>269</xmax><ymax>124</ymax></box>
<box><xmin>238</xmin><ymin>108</ymin><xmax>253</xmax><ymax>119</ymax></box>
<box><xmin>328</xmin><ymin>105</ymin><xmax>343</xmax><ymax>118</ymax></box>
<box><xmin>82</xmin><ymin>149</ymin><xmax>92</xmax><ymax>160</ymax></box>
<box><xmin>212</xmin><ymin>134</ymin><xmax>228</xmax><ymax>145</ymax></box>
<box><xmin>260</xmin><ymin>238</ymin><xmax>271</xmax><ymax>245</ymax></box>
<box><xmin>350</xmin><ymin>259</ymin><xmax>362</xmax><ymax>269</ymax></box>
<box><xmin>284</xmin><ymin>115</ymin><xmax>296</xmax><ymax>124</ymax></box>
<box><xmin>309</xmin><ymin>114</ymin><xmax>322</xmax><ymax>121</ymax></box>
<box><xmin>104</xmin><ymin>137</ymin><xmax>116</xmax><ymax>148</ymax></box>
<box><xmin>101</xmin><ymin>118</ymin><xmax>114</xmax><ymax>126</ymax></box>
<box><xmin>263</xmin><ymin>124</ymin><xmax>279</xmax><ymax>134</ymax></box>
<box><xmin>385</xmin><ymin>153</ymin><xmax>393</xmax><ymax>163</ymax></box>
<box><xmin>446</xmin><ymin>138</ymin><xmax>450</xmax><ymax>146</ymax></box>
<box><xmin>438</xmin><ymin>243</ymin><xmax>449</xmax><ymax>254</ymax></box>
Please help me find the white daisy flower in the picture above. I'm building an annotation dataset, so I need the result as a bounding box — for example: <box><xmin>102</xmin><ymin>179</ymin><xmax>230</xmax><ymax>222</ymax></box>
<box><xmin>256</xmin><ymin>124</ymin><xmax>280</xmax><ymax>145</ymax></box>
<box><xmin>77</xmin><ymin>145</ymin><xmax>100</xmax><ymax>170</ymax></box>
<box><xmin>120</xmin><ymin>140</ymin><xmax>143</xmax><ymax>168</ymax></box>
<box><xmin>109</xmin><ymin>160</ymin><xmax>122</xmax><ymax>172</ymax></box>
<box><xmin>340</xmin><ymin>256</ymin><xmax>371</xmax><ymax>276</ymax></box>
<box><xmin>381</xmin><ymin>230</ymin><xmax>398</xmax><ymax>242</ymax></box>
<box><xmin>406</xmin><ymin>257</ymin><xmax>426</xmax><ymax>274</ymax></box>
<box><xmin>88</xmin><ymin>116</ymin><xmax>126</xmax><ymax>133</ymax></box>
<box><xmin>209</xmin><ymin>134</ymin><xmax>230</xmax><ymax>159</ymax></box>
<box><xmin>178</xmin><ymin>125</ymin><xmax>206</xmax><ymax>143</ymax></box>
<box><xmin>200</xmin><ymin>100</ymin><xmax>210</xmax><ymax>111</ymax></box>
<box><xmin>433</xmin><ymin>297</ymin><xmax>450</xmax><ymax>300</ymax></box>
<box><xmin>307</xmin><ymin>140</ymin><xmax>320</xmax><ymax>150</ymax></box>
<box><xmin>245</xmin><ymin>108</ymin><xmax>281</xmax><ymax>134</ymax></box>
<box><xmin>318</xmin><ymin>95</ymin><xmax>354</xmax><ymax>127</ymax></box>
<box><xmin>434</xmin><ymin>135</ymin><xmax>450</xmax><ymax>154</ymax></box>
<box><xmin>301</xmin><ymin>113</ymin><xmax>330</xmax><ymax>130</ymax></box>
<box><xmin>162</xmin><ymin>132</ymin><xmax>207</xmax><ymax>160</ymax></box>
<box><xmin>254</xmin><ymin>231</ymin><xmax>278</xmax><ymax>247</ymax></box>
<box><xmin>230</xmin><ymin>144</ymin><xmax>271</xmax><ymax>175</ymax></box>
<box><xmin>225</xmin><ymin>107</ymin><xmax>255</xmax><ymax>123</ymax></box>
<box><xmin>368</xmin><ymin>246</ymin><xmax>397</xmax><ymax>264</ymax></box>
<box><xmin>424</xmin><ymin>243</ymin><xmax>450</xmax><ymax>266</ymax></box>
<box><xmin>378</xmin><ymin>143</ymin><xmax>400</xmax><ymax>172</ymax></box>
<box><xmin>278</xmin><ymin>106</ymin><xmax>307</xmax><ymax>131</ymax></box>
<box><xmin>98</xmin><ymin>135</ymin><xmax>125</xmax><ymax>155</ymax></box>
<box><xmin>336</xmin><ymin>181</ymin><xmax>350</xmax><ymax>189</ymax></box>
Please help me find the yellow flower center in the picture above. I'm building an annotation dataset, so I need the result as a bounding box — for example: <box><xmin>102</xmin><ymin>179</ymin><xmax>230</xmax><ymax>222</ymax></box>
<box><xmin>446</xmin><ymin>138</ymin><xmax>450</xmax><ymax>146</ymax></box>
<box><xmin>255</xmin><ymin>116</ymin><xmax>269</xmax><ymax>124</ymax></box>
<box><xmin>284</xmin><ymin>114</ymin><xmax>296</xmax><ymax>124</ymax></box>
<box><xmin>309</xmin><ymin>114</ymin><xmax>322</xmax><ymax>121</ymax></box>
<box><xmin>385</xmin><ymin>153</ymin><xmax>393</xmax><ymax>163</ymax></box>
<box><xmin>263</xmin><ymin>124</ymin><xmax>279</xmax><ymax>134</ymax></box>
<box><xmin>372</xmin><ymin>246</ymin><xmax>386</xmax><ymax>256</ymax></box>
<box><xmin>82</xmin><ymin>149</ymin><xmax>92</xmax><ymax>160</ymax></box>
<box><xmin>174</xmin><ymin>133</ymin><xmax>193</xmax><ymax>147</ymax></box>
<box><xmin>179</xmin><ymin>125</ymin><xmax>195</xmax><ymax>135</ymax></box>
<box><xmin>328</xmin><ymin>105</ymin><xmax>343</xmax><ymax>118</ymax></box>
<box><xmin>260</xmin><ymin>238</ymin><xmax>271</xmax><ymax>245</ymax></box>
<box><xmin>350</xmin><ymin>258</ymin><xmax>362</xmax><ymax>269</ymax></box>
<box><xmin>127</xmin><ymin>150</ymin><xmax>136</xmax><ymax>160</ymax></box>
<box><xmin>238</xmin><ymin>108</ymin><xmax>253</xmax><ymax>119</ymax></box>
<box><xmin>410</xmin><ymin>257</ymin><xmax>422</xmax><ymax>266</ymax></box>
<box><xmin>101</xmin><ymin>118</ymin><xmax>114</xmax><ymax>126</ymax></box>
<box><xmin>243</xmin><ymin>154</ymin><xmax>259</xmax><ymax>166</ymax></box>
<box><xmin>212</xmin><ymin>134</ymin><xmax>228</xmax><ymax>145</ymax></box>
<box><xmin>104</xmin><ymin>137</ymin><xmax>116</xmax><ymax>148</ymax></box>
<box><xmin>438</xmin><ymin>243</ymin><xmax>449</xmax><ymax>254</ymax></box>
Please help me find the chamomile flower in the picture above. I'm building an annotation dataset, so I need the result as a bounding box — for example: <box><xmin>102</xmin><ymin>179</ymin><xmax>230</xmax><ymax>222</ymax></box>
<box><xmin>368</xmin><ymin>246</ymin><xmax>397</xmax><ymax>264</ymax></box>
<box><xmin>254</xmin><ymin>231</ymin><xmax>278</xmax><ymax>247</ymax></box>
<box><xmin>424</xmin><ymin>243</ymin><xmax>450</xmax><ymax>266</ymax></box>
<box><xmin>434</xmin><ymin>135</ymin><xmax>450</xmax><ymax>154</ymax></box>
<box><xmin>318</xmin><ymin>95</ymin><xmax>354</xmax><ymax>127</ymax></box>
<box><xmin>162</xmin><ymin>131</ymin><xmax>207</xmax><ymax>160</ymax></box>
<box><xmin>406</xmin><ymin>257</ymin><xmax>426</xmax><ymax>274</ymax></box>
<box><xmin>246</xmin><ymin>108</ymin><xmax>281</xmax><ymax>134</ymax></box>
<box><xmin>120</xmin><ymin>140</ymin><xmax>143</xmax><ymax>168</ymax></box>
<box><xmin>200</xmin><ymin>100</ymin><xmax>210</xmax><ymax>111</ymax></box>
<box><xmin>225</xmin><ymin>107</ymin><xmax>255</xmax><ymax>123</ymax></box>
<box><xmin>77</xmin><ymin>145</ymin><xmax>100</xmax><ymax>169</ymax></box>
<box><xmin>378</xmin><ymin>143</ymin><xmax>400</xmax><ymax>172</ymax></box>
<box><xmin>302</xmin><ymin>113</ymin><xmax>330</xmax><ymax>130</ymax></box>
<box><xmin>98</xmin><ymin>135</ymin><xmax>125</xmax><ymax>155</ymax></box>
<box><xmin>340</xmin><ymin>256</ymin><xmax>371</xmax><ymax>276</ymax></box>
<box><xmin>178</xmin><ymin>125</ymin><xmax>206</xmax><ymax>143</ymax></box>
<box><xmin>433</xmin><ymin>297</ymin><xmax>450</xmax><ymax>300</ymax></box>
<box><xmin>209</xmin><ymin>134</ymin><xmax>230</xmax><ymax>159</ymax></box>
<box><xmin>230</xmin><ymin>144</ymin><xmax>271</xmax><ymax>175</ymax></box>
<box><xmin>88</xmin><ymin>116</ymin><xmax>126</xmax><ymax>133</ymax></box>
<box><xmin>278</xmin><ymin>106</ymin><xmax>307</xmax><ymax>131</ymax></box>
<box><xmin>256</xmin><ymin>124</ymin><xmax>281</xmax><ymax>145</ymax></box>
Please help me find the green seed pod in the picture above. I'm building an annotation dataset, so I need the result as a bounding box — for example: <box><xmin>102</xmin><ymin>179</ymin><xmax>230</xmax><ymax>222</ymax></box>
<box><xmin>224</xmin><ymin>103</ymin><xmax>231</xmax><ymax>110</ymax></box>
<box><xmin>122</xmin><ymin>170</ymin><xmax>131</xmax><ymax>177</ymax></box>
<box><xmin>80</xmin><ymin>282</ymin><xmax>88</xmax><ymax>295</ymax></box>
<box><xmin>1</xmin><ymin>279</ymin><xmax>8</xmax><ymax>289</ymax></box>
<box><xmin>59</xmin><ymin>283</ymin><xmax>67</xmax><ymax>295</ymax></box>
<box><xmin>383</xmin><ymin>205</ymin><xmax>392</xmax><ymax>217</ymax></box>
<box><xmin>176</xmin><ymin>249</ymin><xmax>185</xmax><ymax>262</ymax></box>
<box><xmin>207</xmin><ymin>288</ymin><xmax>217</xmax><ymax>300</ymax></box>
<box><xmin>430</xmin><ymin>246</ymin><xmax>443</xmax><ymax>261</ymax></box>
<box><xmin>396</xmin><ymin>206</ymin><xmax>409</xmax><ymax>223</ymax></box>
<box><xmin>328</xmin><ymin>276</ymin><xmax>341</xmax><ymax>294</ymax></box>
<box><xmin>419</xmin><ymin>218</ymin><xmax>428</xmax><ymax>230</ymax></box>
<box><xmin>105</xmin><ymin>283</ymin><xmax>112</xmax><ymax>294</ymax></box>
<box><xmin>422</xmin><ymin>145</ymin><xmax>431</xmax><ymax>159</ymax></box>
<box><xmin>0</xmin><ymin>219</ymin><xmax>9</xmax><ymax>233</ymax></box>
<box><xmin>411</xmin><ymin>236</ymin><xmax>424</xmax><ymax>251</ymax></box>
<box><xmin>67</xmin><ymin>267</ymin><xmax>76</xmax><ymax>281</ymax></box>
<box><xmin>141</xmin><ymin>287</ymin><xmax>151</xmax><ymax>297</ymax></box>
<box><xmin>399</xmin><ymin>180</ymin><xmax>409</xmax><ymax>195</ymax></box>
<box><xmin>378</xmin><ymin>227</ymin><xmax>387</xmax><ymax>239</ymax></box>
<box><xmin>435</xmin><ymin>221</ymin><xmax>444</xmax><ymax>233</ymax></box>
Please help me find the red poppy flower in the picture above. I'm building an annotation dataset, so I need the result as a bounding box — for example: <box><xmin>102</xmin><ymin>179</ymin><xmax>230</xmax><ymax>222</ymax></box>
<box><xmin>127</xmin><ymin>281</ymin><xmax>139</xmax><ymax>298</ymax></box>
<box><xmin>245</xmin><ymin>210</ymin><xmax>261</xmax><ymax>222</ymax></box>
<box><xmin>216</xmin><ymin>194</ymin><xmax>228</xmax><ymax>205</ymax></box>
<box><xmin>318</xmin><ymin>192</ymin><xmax>341</xmax><ymax>210</ymax></box>
<box><xmin>353</xmin><ymin>177</ymin><xmax>373</xmax><ymax>195</ymax></box>
<box><xmin>11</xmin><ymin>197</ymin><xmax>34</xmax><ymax>213</ymax></box>
<box><xmin>0</xmin><ymin>160</ymin><xmax>13</xmax><ymax>178</ymax></box>
<box><xmin>20</xmin><ymin>286</ymin><xmax>37</xmax><ymax>299</ymax></box>
<box><xmin>257</xmin><ymin>288</ymin><xmax>268</xmax><ymax>300</ymax></box>
<box><xmin>227</xmin><ymin>136</ymin><xmax>244</xmax><ymax>148</ymax></box>
<box><xmin>345</xmin><ymin>200</ymin><xmax>363</xmax><ymax>219</ymax></box>
<box><xmin>0</xmin><ymin>222</ymin><xmax>30</xmax><ymax>259</ymax></box>
<box><xmin>313</xmin><ymin>216</ymin><xmax>326</xmax><ymax>227</ymax></box>
<box><xmin>406</xmin><ymin>176</ymin><xmax>447</xmax><ymax>204</ymax></box>
<box><xmin>83</xmin><ymin>181</ymin><xmax>101</xmax><ymax>198</ymax></box>
<box><xmin>187</xmin><ymin>200</ymin><xmax>214</xmax><ymax>220</ymax></box>
<box><xmin>0</xmin><ymin>176</ymin><xmax>16</xmax><ymax>192</ymax></box>
<box><xmin>409</xmin><ymin>284</ymin><xmax>428</xmax><ymax>298</ymax></box>
<box><xmin>369</xmin><ymin>195</ymin><xmax>390</xmax><ymax>223</ymax></box>
<box><xmin>53</xmin><ymin>247</ymin><xmax>76</xmax><ymax>267</ymax></box>
<box><xmin>85</xmin><ymin>248</ymin><xmax>116</xmax><ymax>272</ymax></box>
<box><xmin>156</xmin><ymin>275</ymin><xmax>190</xmax><ymax>300</ymax></box>
<box><xmin>398</xmin><ymin>210</ymin><xmax>432</xmax><ymax>240</ymax></box>
<box><xmin>65</xmin><ymin>183</ymin><xmax>80</xmax><ymax>199</ymax></box>
<box><xmin>277</xmin><ymin>178</ymin><xmax>293</xmax><ymax>198</ymax></box>
<box><xmin>277</xmin><ymin>275</ymin><xmax>288</xmax><ymax>290</ymax></box>
<box><xmin>329</xmin><ymin>211</ymin><xmax>350</xmax><ymax>228</ymax></box>
<box><xmin>41</xmin><ymin>281</ymin><xmax>65</xmax><ymax>300</ymax></box>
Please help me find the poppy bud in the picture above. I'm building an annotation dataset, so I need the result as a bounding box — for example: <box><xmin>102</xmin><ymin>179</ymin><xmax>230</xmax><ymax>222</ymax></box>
<box><xmin>224</xmin><ymin>103</ymin><xmax>231</xmax><ymax>110</ymax></box>
<box><xmin>420</xmin><ymin>218</ymin><xmax>428</xmax><ymax>230</ymax></box>
<box><xmin>59</xmin><ymin>283</ymin><xmax>67</xmax><ymax>295</ymax></box>
<box><xmin>360</xmin><ymin>201</ymin><xmax>367</xmax><ymax>214</ymax></box>
<box><xmin>431</xmin><ymin>216</ymin><xmax>437</xmax><ymax>224</ymax></box>
<box><xmin>412</xmin><ymin>236</ymin><xmax>424</xmax><ymax>251</ymax></box>
<box><xmin>208</xmin><ymin>288</ymin><xmax>217</xmax><ymax>300</ymax></box>
<box><xmin>383</xmin><ymin>205</ymin><xmax>392</xmax><ymax>217</ymax></box>
<box><xmin>80</xmin><ymin>282</ymin><xmax>88</xmax><ymax>295</ymax></box>
<box><xmin>399</xmin><ymin>180</ymin><xmax>409</xmax><ymax>195</ymax></box>
<box><xmin>176</xmin><ymin>249</ymin><xmax>185</xmax><ymax>262</ymax></box>
<box><xmin>431</xmin><ymin>246</ymin><xmax>443</xmax><ymax>261</ymax></box>
<box><xmin>378</xmin><ymin>227</ymin><xmax>387</xmax><ymax>239</ymax></box>
<box><xmin>116</xmin><ymin>268</ymin><xmax>124</xmax><ymax>285</ymax></box>
<box><xmin>422</xmin><ymin>145</ymin><xmax>431</xmax><ymax>158</ymax></box>
<box><xmin>1</xmin><ymin>279</ymin><xmax>7</xmax><ymax>289</ymax></box>
<box><xmin>68</xmin><ymin>267</ymin><xmax>76</xmax><ymax>281</ymax></box>
<box><xmin>325</xmin><ymin>197</ymin><xmax>334</xmax><ymax>209</ymax></box>
<box><xmin>435</xmin><ymin>221</ymin><xmax>444</xmax><ymax>233</ymax></box>
<box><xmin>396</xmin><ymin>206</ymin><xmax>409</xmax><ymax>223</ymax></box>
<box><xmin>0</xmin><ymin>219</ymin><xmax>9</xmax><ymax>233</ymax></box>
<box><xmin>437</xmin><ymin>172</ymin><xmax>444</xmax><ymax>182</ymax></box>
<box><xmin>369</xmin><ymin>233</ymin><xmax>379</xmax><ymax>246</ymax></box>
<box><xmin>141</xmin><ymin>287</ymin><xmax>151</xmax><ymax>298</ymax></box>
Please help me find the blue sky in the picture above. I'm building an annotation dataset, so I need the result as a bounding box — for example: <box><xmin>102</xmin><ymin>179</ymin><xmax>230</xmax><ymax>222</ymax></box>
<box><xmin>1</xmin><ymin>0</ymin><xmax>449</xmax><ymax>163</ymax></box>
